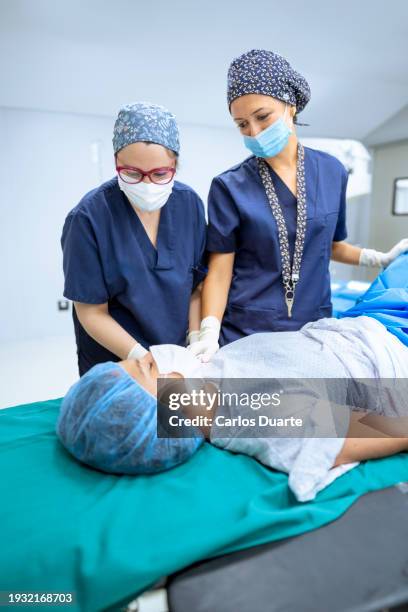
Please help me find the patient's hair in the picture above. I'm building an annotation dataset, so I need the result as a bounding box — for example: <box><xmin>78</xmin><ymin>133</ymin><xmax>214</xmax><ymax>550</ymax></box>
<box><xmin>56</xmin><ymin>362</ymin><xmax>203</xmax><ymax>474</ymax></box>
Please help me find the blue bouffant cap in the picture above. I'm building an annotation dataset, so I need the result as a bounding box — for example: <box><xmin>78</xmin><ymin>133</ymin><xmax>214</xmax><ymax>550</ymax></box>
<box><xmin>227</xmin><ymin>49</ymin><xmax>311</xmax><ymax>113</ymax></box>
<box><xmin>56</xmin><ymin>362</ymin><xmax>203</xmax><ymax>475</ymax></box>
<box><xmin>112</xmin><ymin>102</ymin><xmax>180</xmax><ymax>155</ymax></box>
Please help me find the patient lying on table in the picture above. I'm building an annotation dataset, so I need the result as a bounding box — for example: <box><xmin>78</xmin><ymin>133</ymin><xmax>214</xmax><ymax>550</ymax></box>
<box><xmin>57</xmin><ymin>255</ymin><xmax>408</xmax><ymax>501</ymax></box>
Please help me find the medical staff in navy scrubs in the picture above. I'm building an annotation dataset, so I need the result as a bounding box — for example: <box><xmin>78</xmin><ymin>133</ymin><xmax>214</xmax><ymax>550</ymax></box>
<box><xmin>62</xmin><ymin>102</ymin><xmax>207</xmax><ymax>375</ymax></box>
<box><xmin>189</xmin><ymin>50</ymin><xmax>408</xmax><ymax>362</ymax></box>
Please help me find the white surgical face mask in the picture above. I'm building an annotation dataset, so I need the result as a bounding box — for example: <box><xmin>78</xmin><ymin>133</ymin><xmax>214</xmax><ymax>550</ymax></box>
<box><xmin>118</xmin><ymin>176</ymin><xmax>174</xmax><ymax>212</ymax></box>
<box><xmin>150</xmin><ymin>344</ymin><xmax>202</xmax><ymax>378</ymax></box>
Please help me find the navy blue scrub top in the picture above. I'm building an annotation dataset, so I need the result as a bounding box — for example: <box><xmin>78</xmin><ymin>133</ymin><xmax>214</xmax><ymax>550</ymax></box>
<box><xmin>62</xmin><ymin>178</ymin><xmax>207</xmax><ymax>375</ymax></box>
<box><xmin>206</xmin><ymin>146</ymin><xmax>348</xmax><ymax>346</ymax></box>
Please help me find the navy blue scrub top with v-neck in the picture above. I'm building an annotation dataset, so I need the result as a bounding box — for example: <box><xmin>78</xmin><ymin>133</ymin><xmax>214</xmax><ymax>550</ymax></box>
<box><xmin>62</xmin><ymin>178</ymin><xmax>207</xmax><ymax>375</ymax></box>
<box><xmin>206</xmin><ymin>146</ymin><xmax>348</xmax><ymax>346</ymax></box>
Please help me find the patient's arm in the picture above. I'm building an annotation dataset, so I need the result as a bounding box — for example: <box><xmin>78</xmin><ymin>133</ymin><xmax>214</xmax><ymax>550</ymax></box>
<box><xmin>333</xmin><ymin>411</ymin><xmax>408</xmax><ymax>466</ymax></box>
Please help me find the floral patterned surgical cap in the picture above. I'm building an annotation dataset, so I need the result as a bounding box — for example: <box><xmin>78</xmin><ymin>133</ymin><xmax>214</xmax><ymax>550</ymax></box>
<box><xmin>113</xmin><ymin>102</ymin><xmax>180</xmax><ymax>155</ymax></box>
<box><xmin>227</xmin><ymin>49</ymin><xmax>311</xmax><ymax>114</ymax></box>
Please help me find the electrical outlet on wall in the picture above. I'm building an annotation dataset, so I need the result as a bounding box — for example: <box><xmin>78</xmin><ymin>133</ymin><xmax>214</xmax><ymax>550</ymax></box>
<box><xmin>57</xmin><ymin>300</ymin><xmax>70</xmax><ymax>311</ymax></box>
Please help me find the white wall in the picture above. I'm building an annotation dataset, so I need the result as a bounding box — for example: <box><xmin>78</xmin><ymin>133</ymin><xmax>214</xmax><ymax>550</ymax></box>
<box><xmin>360</xmin><ymin>140</ymin><xmax>408</xmax><ymax>281</ymax></box>
<box><xmin>0</xmin><ymin>107</ymin><xmax>247</xmax><ymax>345</ymax></box>
<box><xmin>369</xmin><ymin>140</ymin><xmax>408</xmax><ymax>254</ymax></box>
<box><xmin>365</xmin><ymin>103</ymin><xmax>408</xmax><ymax>147</ymax></box>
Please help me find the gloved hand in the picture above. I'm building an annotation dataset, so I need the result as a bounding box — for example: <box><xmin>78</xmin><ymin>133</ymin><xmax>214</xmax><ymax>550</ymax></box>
<box><xmin>187</xmin><ymin>330</ymin><xmax>201</xmax><ymax>346</ymax></box>
<box><xmin>127</xmin><ymin>342</ymin><xmax>148</xmax><ymax>360</ymax></box>
<box><xmin>187</xmin><ymin>316</ymin><xmax>221</xmax><ymax>363</ymax></box>
<box><xmin>359</xmin><ymin>238</ymin><xmax>408</xmax><ymax>268</ymax></box>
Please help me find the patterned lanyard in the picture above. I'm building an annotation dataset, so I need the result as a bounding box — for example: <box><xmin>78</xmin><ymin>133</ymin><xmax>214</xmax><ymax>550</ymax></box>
<box><xmin>256</xmin><ymin>142</ymin><xmax>307</xmax><ymax>318</ymax></box>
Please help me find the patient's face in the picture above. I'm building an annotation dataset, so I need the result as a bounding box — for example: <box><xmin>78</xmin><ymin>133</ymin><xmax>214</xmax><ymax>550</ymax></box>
<box><xmin>119</xmin><ymin>353</ymin><xmax>182</xmax><ymax>396</ymax></box>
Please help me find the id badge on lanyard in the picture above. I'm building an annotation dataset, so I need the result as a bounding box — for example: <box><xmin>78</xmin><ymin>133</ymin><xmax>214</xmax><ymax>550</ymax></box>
<box><xmin>257</xmin><ymin>142</ymin><xmax>307</xmax><ymax>317</ymax></box>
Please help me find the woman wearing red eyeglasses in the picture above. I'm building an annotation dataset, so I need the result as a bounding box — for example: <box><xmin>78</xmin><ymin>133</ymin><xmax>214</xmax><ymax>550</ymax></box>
<box><xmin>61</xmin><ymin>102</ymin><xmax>206</xmax><ymax>375</ymax></box>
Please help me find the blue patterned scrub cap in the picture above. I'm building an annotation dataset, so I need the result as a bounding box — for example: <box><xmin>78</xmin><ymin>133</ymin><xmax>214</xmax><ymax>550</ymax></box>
<box><xmin>112</xmin><ymin>102</ymin><xmax>180</xmax><ymax>155</ymax></box>
<box><xmin>227</xmin><ymin>49</ymin><xmax>311</xmax><ymax>113</ymax></box>
<box><xmin>56</xmin><ymin>361</ymin><xmax>203</xmax><ymax>475</ymax></box>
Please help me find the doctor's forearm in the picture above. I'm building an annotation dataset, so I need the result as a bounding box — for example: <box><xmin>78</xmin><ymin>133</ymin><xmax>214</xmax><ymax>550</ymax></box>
<box><xmin>201</xmin><ymin>272</ymin><xmax>232</xmax><ymax>322</ymax></box>
<box><xmin>201</xmin><ymin>280</ymin><xmax>229</xmax><ymax>322</ymax></box>
<box><xmin>74</xmin><ymin>302</ymin><xmax>137</xmax><ymax>360</ymax></box>
<box><xmin>201</xmin><ymin>253</ymin><xmax>234</xmax><ymax>322</ymax></box>
<box><xmin>331</xmin><ymin>241</ymin><xmax>362</xmax><ymax>265</ymax></box>
<box><xmin>189</xmin><ymin>286</ymin><xmax>202</xmax><ymax>332</ymax></box>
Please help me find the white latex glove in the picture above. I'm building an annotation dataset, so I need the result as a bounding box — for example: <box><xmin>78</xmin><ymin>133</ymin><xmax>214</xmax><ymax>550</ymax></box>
<box><xmin>359</xmin><ymin>238</ymin><xmax>408</xmax><ymax>268</ymax></box>
<box><xmin>127</xmin><ymin>342</ymin><xmax>148</xmax><ymax>360</ymax></box>
<box><xmin>187</xmin><ymin>316</ymin><xmax>221</xmax><ymax>362</ymax></box>
<box><xmin>187</xmin><ymin>330</ymin><xmax>201</xmax><ymax>346</ymax></box>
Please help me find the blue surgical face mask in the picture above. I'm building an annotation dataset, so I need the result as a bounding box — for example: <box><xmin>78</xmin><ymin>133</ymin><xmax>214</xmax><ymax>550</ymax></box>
<box><xmin>243</xmin><ymin>104</ymin><xmax>292</xmax><ymax>158</ymax></box>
